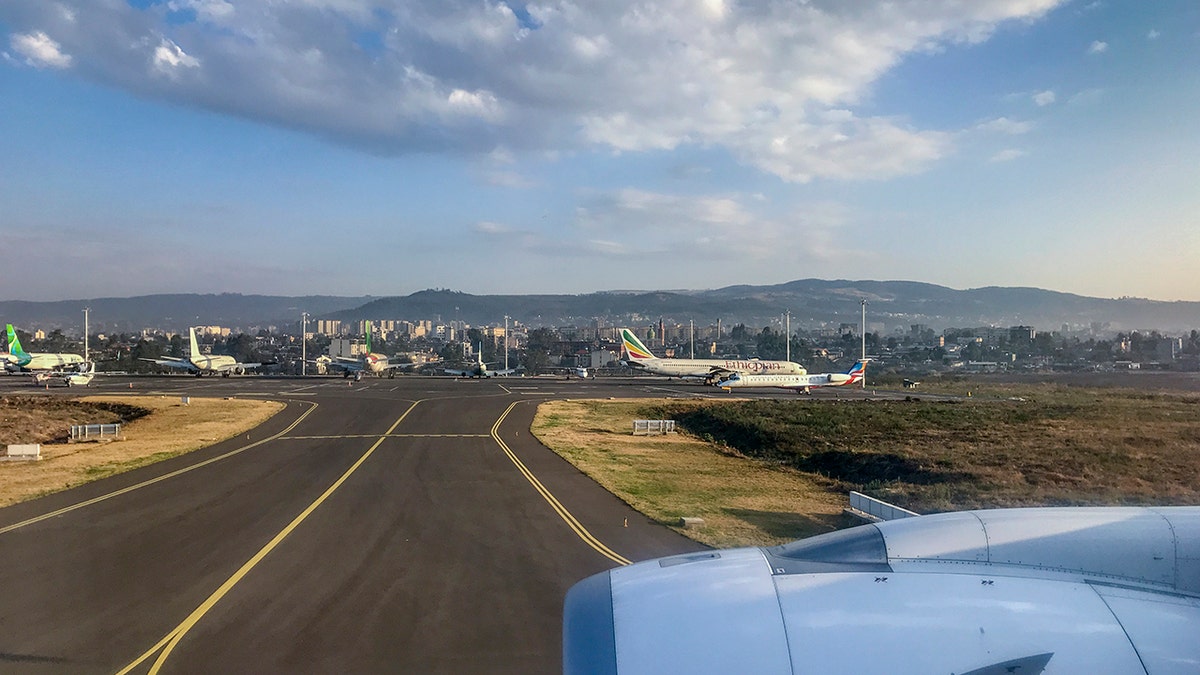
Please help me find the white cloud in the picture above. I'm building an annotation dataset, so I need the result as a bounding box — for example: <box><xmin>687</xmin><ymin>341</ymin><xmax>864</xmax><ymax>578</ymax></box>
<box><xmin>1147</xmin><ymin>29</ymin><xmax>1160</xmax><ymax>40</ymax></box>
<box><xmin>1088</xmin><ymin>40</ymin><xmax>1109</xmax><ymax>54</ymax></box>
<box><xmin>977</xmin><ymin>117</ymin><xmax>1033</xmax><ymax>135</ymax></box>
<box><xmin>153</xmin><ymin>38</ymin><xmax>200</xmax><ymax>76</ymax></box>
<box><xmin>1033</xmin><ymin>90</ymin><xmax>1056</xmax><ymax>106</ymax></box>
<box><xmin>10</xmin><ymin>31</ymin><xmax>72</xmax><ymax>68</ymax></box>
<box><xmin>989</xmin><ymin>148</ymin><xmax>1027</xmax><ymax>163</ymax></box>
<box><xmin>475</xmin><ymin>221</ymin><xmax>512</xmax><ymax>235</ymax></box>
<box><xmin>0</xmin><ymin>0</ymin><xmax>1069</xmax><ymax>181</ymax></box>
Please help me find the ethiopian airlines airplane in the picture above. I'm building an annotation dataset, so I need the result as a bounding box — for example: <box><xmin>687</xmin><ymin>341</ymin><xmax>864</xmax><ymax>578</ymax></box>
<box><xmin>713</xmin><ymin>360</ymin><xmax>867</xmax><ymax>393</ymax></box>
<box><xmin>620</xmin><ymin>329</ymin><xmax>806</xmax><ymax>383</ymax></box>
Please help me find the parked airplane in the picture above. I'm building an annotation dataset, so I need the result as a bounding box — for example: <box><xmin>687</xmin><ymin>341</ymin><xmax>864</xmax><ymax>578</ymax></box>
<box><xmin>325</xmin><ymin>323</ymin><xmax>432</xmax><ymax>380</ymax></box>
<box><xmin>713</xmin><ymin>360</ymin><xmax>867</xmax><ymax>393</ymax></box>
<box><xmin>564</xmin><ymin>506</ymin><xmax>1200</xmax><ymax>674</ymax></box>
<box><xmin>4</xmin><ymin>324</ymin><xmax>85</xmax><ymax>372</ymax></box>
<box><xmin>620</xmin><ymin>329</ymin><xmax>806</xmax><ymax>383</ymax></box>
<box><xmin>32</xmin><ymin>361</ymin><xmax>95</xmax><ymax>387</ymax></box>
<box><xmin>142</xmin><ymin>327</ymin><xmax>261</xmax><ymax>377</ymax></box>
<box><xmin>442</xmin><ymin>344</ymin><xmax>518</xmax><ymax>378</ymax></box>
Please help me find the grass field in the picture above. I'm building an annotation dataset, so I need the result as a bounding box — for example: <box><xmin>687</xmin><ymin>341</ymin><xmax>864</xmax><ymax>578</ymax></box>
<box><xmin>0</xmin><ymin>395</ymin><xmax>284</xmax><ymax>507</ymax></box>
<box><xmin>532</xmin><ymin>381</ymin><xmax>1200</xmax><ymax>548</ymax></box>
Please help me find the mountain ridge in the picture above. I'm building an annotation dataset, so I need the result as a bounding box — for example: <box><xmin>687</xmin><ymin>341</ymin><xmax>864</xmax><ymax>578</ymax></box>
<box><xmin>2</xmin><ymin>281</ymin><xmax>1197</xmax><ymax>333</ymax></box>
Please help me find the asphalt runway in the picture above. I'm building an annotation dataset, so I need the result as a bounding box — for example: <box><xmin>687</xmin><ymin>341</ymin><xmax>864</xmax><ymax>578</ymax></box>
<box><xmin>1</xmin><ymin>374</ymin><xmax>761</xmax><ymax>674</ymax></box>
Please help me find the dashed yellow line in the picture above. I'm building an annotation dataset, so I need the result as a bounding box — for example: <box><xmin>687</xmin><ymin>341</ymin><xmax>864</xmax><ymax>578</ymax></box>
<box><xmin>280</xmin><ymin>433</ymin><xmax>489</xmax><ymax>439</ymax></box>
<box><xmin>116</xmin><ymin>401</ymin><xmax>421</xmax><ymax>675</ymax></box>
<box><xmin>491</xmin><ymin>402</ymin><xmax>630</xmax><ymax>566</ymax></box>
<box><xmin>0</xmin><ymin>401</ymin><xmax>319</xmax><ymax>537</ymax></box>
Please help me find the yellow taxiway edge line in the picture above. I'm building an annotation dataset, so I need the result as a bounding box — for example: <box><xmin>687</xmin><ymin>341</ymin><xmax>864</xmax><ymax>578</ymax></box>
<box><xmin>491</xmin><ymin>401</ymin><xmax>631</xmax><ymax>566</ymax></box>
<box><xmin>116</xmin><ymin>401</ymin><xmax>420</xmax><ymax>675</ymax></box>
<box><xmin>0</xmin><ymin>400</ymin><xmax>319</xmax><ymax>537</ymax></box>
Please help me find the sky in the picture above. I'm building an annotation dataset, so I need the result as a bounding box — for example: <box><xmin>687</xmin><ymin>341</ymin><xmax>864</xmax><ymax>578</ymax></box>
<box><xmin>2</xmin><ymin>0</ymin><xmax>1198</xmax><ymax>302</ymax></box>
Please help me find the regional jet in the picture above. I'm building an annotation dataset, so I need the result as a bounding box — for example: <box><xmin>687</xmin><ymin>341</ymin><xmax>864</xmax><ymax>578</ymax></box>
<box><xmin>4</xmin><ymin>324</ymin><xmax>85</xmax><ymax>373</ymax></box>
<box><xmin>713</xmin><ymin>360</ymin><xmax>867</xmax><ymax>393</ymax></box>
<box><xmin>565</xmin><ymin>506</ymin><xmax>1200</xmax><ymax>674</ymax></box>
<box><xmin>32</xmin><ymin>361</ymin><xmax>96</xmax><ymax>387</ymax></box>
<box><xmin>620</xmin><ymin>329</ymin><xmax>806</xmax><ymax>383</ymax></box>
<box><xmin>142</xmin><ymin>327</ymin><xmax>262</xmax><ymax>377</ymax></box>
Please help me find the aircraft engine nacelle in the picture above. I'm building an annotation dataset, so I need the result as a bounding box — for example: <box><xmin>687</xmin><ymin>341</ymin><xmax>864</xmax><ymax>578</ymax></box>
<box><xmin>827</xmin><ymin>373</ymin><xmax>851</xmax><ymax>384</ymax></box>
<box><xmin>564</xmin><ymin>506</ymin><xmax>1200</xmax><ymax>674</ymax></box>
<box><xmin>232</xmin><ymin>365</ymin><xmax>245</xmax><ymax>375</ymax></box>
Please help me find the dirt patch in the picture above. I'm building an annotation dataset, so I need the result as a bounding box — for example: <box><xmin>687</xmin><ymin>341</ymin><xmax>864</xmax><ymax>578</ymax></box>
<box><xmin>0</xmin><ymin>395</ymin><xmax>284</xmax><ymax>507</ymax></box>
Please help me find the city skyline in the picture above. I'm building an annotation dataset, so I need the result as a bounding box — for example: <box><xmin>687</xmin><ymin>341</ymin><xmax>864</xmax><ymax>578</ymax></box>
<box><xmin>3</xmin><ymin>1</ymin><xmax>1198</xmax><ymax>302</ymax></box>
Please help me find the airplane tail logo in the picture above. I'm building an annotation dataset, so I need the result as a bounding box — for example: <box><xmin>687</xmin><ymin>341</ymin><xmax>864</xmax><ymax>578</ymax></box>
<box><xmin>621</xmin><ymin>329</ymin><xmax>655</xmax><ymax>361</ymax></box>
<box><xmin>6</xmin><ymin>324</ymin><xmax>31</xmax><ymax>365</ymax></box>
<box><xmin>846</xmin><ymin>360</ymin><xmax>867</xmax><ymax>382</ymax></box>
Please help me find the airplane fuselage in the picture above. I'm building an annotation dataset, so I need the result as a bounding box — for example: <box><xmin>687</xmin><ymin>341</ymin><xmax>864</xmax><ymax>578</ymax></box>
<box><xmin>719</xmin><ymin>371</ymin><xmax>856</xmax><ymax>389</ymax></box>
<box><xmin>7</xmin><ymin>352</ymin><xmax>85</xmax><ymax>372</ymax></box>
<box><xmin>191</xmin><ymin>354</ymin><xmax>238</xmax><ymax>372</ymax></box>
<box><xmin>628</xmin><ymin>357</ymin><xmax>806</xmax><ymax>379</ymax></box>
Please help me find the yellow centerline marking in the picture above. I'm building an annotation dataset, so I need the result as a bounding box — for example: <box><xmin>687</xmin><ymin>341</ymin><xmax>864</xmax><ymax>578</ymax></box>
<box><xmin>491</xmin><ymin>401</ymin><xmax>631</xmax><ymax>566</ymax></box>
<box><xmin>116</xmin><ymin>401</ymin><xmax>421</xmax><ymax>675</ymax></box>
<box><xmin>280</xmin><ymin>433</ymin><xmax>489</xmax><ymax>439</ymax></box>
<box><xmin>0</xmin><ymin>400</ymin><xmax>319</xmax><ymax>536</ymax></box>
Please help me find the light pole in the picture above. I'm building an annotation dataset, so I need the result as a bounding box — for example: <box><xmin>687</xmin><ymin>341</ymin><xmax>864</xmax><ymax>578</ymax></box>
<box><xmin>301</xmin><ymin>312</ymin><xmax>309</xmax><ymax>376</ymax></box>
<box><xmin>504</xmin><ymin>315</ymin><xmax>509</xmax><ymax>372</ymax></box>
<box><xmin>785</xmin><ymin>310</ymin><xmax>790</xmax><ymax>362</ymax></box>
<box><xmin>861</xmin><ymin>299</ymin><xmax>868</xmax><ymax>389</ymax></box>
<box><xmin>690</xmin><ymin>319</ymin><xmax>694</xmax><ymax>359</ymax></box>
<box><xmin>82</xmin><ymin>307</ymin><xmax>90</xmax><ymax>363</ymax></box>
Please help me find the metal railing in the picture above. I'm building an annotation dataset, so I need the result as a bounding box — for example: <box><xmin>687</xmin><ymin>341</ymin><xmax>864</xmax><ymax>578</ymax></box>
<box><xmin>70</xmin><ymin>423</ymin><xmax>122</xmax><ymax>442</ymax></box>
<box><xmin>848</xmin><ymin>491</ymin><xmax>919</xmax><ymax>522</ymax></box>
<box><xmin>632</xmin><ymin>420</ymin><xmax>676</xmax><ymax>435</ymax></box>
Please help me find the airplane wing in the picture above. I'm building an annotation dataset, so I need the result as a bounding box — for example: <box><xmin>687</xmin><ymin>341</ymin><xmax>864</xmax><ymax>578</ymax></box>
<box><xmin>565</xmin><ymin>506</ymin><xmax>1200</xmax><ymax>674</ymax></box>
<box><xmin>140</xmin><ymin>357</ymin><xmax>198</xmax><ymax>372</ymax></box>
<box><xmin>324</xmin><ymin>360</ymin><xmax>364</xmax><ymax>373</ymax></box>
<box><xmin>211</xmin><ymin>362</ymin><xmax>263</xmax><ymax>373</ymax></box>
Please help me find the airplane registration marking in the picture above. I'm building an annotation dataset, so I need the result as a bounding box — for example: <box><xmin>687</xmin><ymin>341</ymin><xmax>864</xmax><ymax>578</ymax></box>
<box><xmin>116</xmin><ymin>401</ymin><xmax>422</xmax><ymax>675</ymax></box>
<box><xmin>492</xmin><ymin>401</ymin><xmax>631</xmax><ymax>566</ymax></box>
<box><xmin>0</xmin><ymin>400</ymin><xmax>318</xmax><ymax>536</ymax></box>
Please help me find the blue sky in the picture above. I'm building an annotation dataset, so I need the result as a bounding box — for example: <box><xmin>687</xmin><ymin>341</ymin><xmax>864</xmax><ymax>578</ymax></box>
<box><xmin>2</xmin><ymin>0</ymin><xmax>1197</xmax><ymax>302</ymax></box>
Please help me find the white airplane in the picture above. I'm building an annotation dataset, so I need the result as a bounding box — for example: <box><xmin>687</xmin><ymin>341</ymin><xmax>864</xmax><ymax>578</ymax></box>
<box><xmin>32</xmin><ymin>361</ymin><xmax>95</xmax><ymax>387</ymax></box>
<box><xmin>713</xmin><ymin>360</ymin><xmax>867</xmax><ymax>393</ymax></box>
<box><xmin>324</xmin><ymin>322</ymin><xmax>432</xmax><ymax>380</ymax></box>
<box><xmin>564</xmin><ymin>506</ymin><xmax>1200</xmax><ymax>674</ymax></box>
<box><xmin>4</xmin><ymin>323</ymin><xmax>85</xmax><ymax>372</ymax></box>
<box><xmin>442</xmin><ymin>343</ymin><xmax>518</xmax><ymax>378</ymax></box>
<box><xmin>620</xmin><ymin>329</ymin><xmax>806</xmax><ymax>383</ymax></box>
<box><xmin>142</xmin><ymin>327</ymin><xmax>262</xmax><ymax>377</ymax></box>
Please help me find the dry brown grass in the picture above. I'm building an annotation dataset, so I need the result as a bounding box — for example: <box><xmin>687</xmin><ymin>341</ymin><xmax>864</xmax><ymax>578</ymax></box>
<box><xmin>0</xmin><ymin>395</ymin><xmax>284</xmax><ymax>507</ymax></box>
<box><xmin>532</xmin><ymin>384</ymin><xmax>1200</xmax><ymax>549</ymax></box>
<box><xmin>532</xmin><ymin>399</ymin><xmax>846</xmax><ymax>548</ymax></box>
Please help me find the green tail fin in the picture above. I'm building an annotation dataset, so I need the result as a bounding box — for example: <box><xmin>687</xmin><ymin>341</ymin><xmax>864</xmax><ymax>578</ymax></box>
<box><xmin>6</xmin><ymin>324</ymin><xmax>28</xmax><ymax>357</ymax></box>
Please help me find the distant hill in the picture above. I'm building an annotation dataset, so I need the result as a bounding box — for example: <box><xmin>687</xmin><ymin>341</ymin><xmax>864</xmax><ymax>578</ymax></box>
<box><xmin>0</xmin><ymin>294</ymin><xmax>371</xmax><ymax>333</ymax></box>
<box><xmin>331</xmin><ymin>281</ymin><xmax>1200</xmax><ymax>333</ymax></box>
<box><xmin>3</xmin><ymin>282</ymin><xmax>1199</xmax><ymax>334</ymax></box>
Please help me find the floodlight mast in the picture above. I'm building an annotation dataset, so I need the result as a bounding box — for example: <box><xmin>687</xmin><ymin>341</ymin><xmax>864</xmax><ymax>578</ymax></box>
<box><xmin>301</xmin><ymin>312</ymin><xmax>309</xmax><ymax>376</ymax></box>
<box><xmin>861</xmin><ymin>299</ymin><xmax>868</xmax><ymax>389</ymax></box>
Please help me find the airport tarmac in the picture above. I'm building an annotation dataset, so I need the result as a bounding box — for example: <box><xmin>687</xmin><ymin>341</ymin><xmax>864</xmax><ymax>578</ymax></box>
<box><xmin>0</xmin><ymin>374</ymin><xmax>905</xmax><ymax>673</ymax></box>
